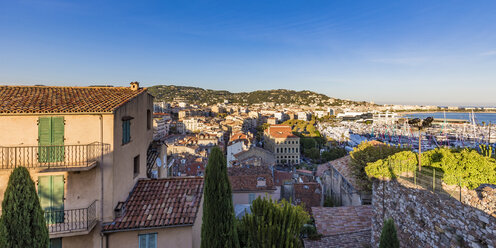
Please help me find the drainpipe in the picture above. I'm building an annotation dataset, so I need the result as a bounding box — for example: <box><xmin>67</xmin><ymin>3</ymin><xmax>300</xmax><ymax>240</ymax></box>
<box><xmin>99</xmin><ymin>114</ymin><xmax>104</xmax><ymax>248</ymax></box>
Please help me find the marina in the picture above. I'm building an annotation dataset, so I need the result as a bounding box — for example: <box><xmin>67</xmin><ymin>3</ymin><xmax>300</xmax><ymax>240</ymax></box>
<box><xmin>319</xmin><ymin>112</ymin><xmax>496</xmax><ymax>152</ymax></box>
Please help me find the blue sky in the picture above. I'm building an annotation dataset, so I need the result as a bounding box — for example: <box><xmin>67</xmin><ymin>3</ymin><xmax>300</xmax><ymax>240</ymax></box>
<box><xmin>1</xmin><ymin>0</ymin><xmax>495</xmax><ymax>106</ymax></box>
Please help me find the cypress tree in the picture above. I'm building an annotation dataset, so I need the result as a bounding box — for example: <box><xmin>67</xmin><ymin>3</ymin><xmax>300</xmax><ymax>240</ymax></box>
<box><xmin>379</xmin><ymin>218</ymin><xmax>400</xmax><ymax>248</ymax></box>
<box><xmin>201</xmin><ymin>146</ymin><xmax>239</xmax><ymax>248</ymax></box>
<box><xmin>0</xmin><ymin>167</ymin><xmax>49</xmax><ymax>248</ymax></box>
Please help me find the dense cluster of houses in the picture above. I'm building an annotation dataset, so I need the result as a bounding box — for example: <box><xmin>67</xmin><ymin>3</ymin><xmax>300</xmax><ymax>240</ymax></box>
<box><xmin>0</xmin><ymin>82</ymin><xmax>379</xmax><ymax>248</ymax></box>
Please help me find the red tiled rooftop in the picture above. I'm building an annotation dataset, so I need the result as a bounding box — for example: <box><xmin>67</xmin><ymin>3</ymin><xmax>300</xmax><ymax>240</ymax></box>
<box><xmin>266</xmin><ymin>125</ymin><xmax>297</xmax><ymax>138</ymax></box>
<box><xmin>0</xmin><ymin>85</ymin><xmax>147</xmax><ymax>114</ymax></box>
<box><xmin>293</xmin><ymin>182</ymin><xmax>321</xmax><ymax>213</ymax></box>
<box><xmin>103</xmin><ymin>177</ymin><xmax>203</xmax><ymax>232</ymax></box>
<box><xmin>311</xmin><ymin>205</ymin><xmax>372</xmax><ymax>236</ymax></box>
<box><xmin>273</xmin><ymin>170</ymin><xmax>292</xmax><ymax>186</ymax></box>
<box><xmin>228</xmin><ymin>166</ymin><xmax>275</xmax><ymax>192</ymax></box>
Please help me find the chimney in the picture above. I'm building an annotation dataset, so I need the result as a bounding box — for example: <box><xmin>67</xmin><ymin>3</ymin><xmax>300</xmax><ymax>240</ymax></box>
<box><xmin>130</xmin><ymin>81</ymin><xmax>140</xmax><ymax>91</ymax></box>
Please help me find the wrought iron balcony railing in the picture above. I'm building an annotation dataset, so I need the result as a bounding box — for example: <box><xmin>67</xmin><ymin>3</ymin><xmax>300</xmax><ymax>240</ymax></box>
<box><xmin>0</xmin><ymin>142</ymin><xmax>109</xmax><ymax>171</ymax></box>
<box><xmin>45</xmin><ymin>200</ymin><xmax>98</xmax><ymax>235</ymax></box>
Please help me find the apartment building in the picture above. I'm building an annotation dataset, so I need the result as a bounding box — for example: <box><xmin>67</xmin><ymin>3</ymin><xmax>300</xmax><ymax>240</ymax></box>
<box><xmin>263</xmin><ymin>125</ymin><xmax>300</xmax><ymax>165</ymax></box>
<box><xmin>0</xmin><ymin>82</ymin><xmax>153</xmax><ymax>248</ymax></box>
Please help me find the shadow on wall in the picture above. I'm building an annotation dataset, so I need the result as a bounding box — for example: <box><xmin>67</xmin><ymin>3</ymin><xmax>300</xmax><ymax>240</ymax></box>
<box><xmin>371</xmin><ymin>176</ymin><xmax>496</xmax><ymax>248</ymax></box>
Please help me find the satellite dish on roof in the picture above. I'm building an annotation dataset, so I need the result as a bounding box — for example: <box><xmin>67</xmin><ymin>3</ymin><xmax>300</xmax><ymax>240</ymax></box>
<box><xmin>156</xmin><ymin>157</ymin><xmax>162</xmax><ymax>167</ymax></box>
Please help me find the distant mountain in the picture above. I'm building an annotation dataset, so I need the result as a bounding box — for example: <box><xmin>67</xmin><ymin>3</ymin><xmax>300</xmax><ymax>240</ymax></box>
<box><xmin>148</xmin><ymin>85</ymin><xmax>366</xmax><ymax>106</ymax></box>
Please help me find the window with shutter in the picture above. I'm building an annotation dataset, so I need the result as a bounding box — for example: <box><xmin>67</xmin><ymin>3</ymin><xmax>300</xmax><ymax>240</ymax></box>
<box><xmin>38</xmin><ymin>117</ymin><xmax>65</xmax><ymax>162</ymax></box>
<box><xmin>122</xmin><ymin>120</ymin><xmax>131</xmax><ymax>144</ymax></box>
<box><xmin>138</xmin><ymin>233</ymin><xmax>157</xmax><ymax>248</ymax></box>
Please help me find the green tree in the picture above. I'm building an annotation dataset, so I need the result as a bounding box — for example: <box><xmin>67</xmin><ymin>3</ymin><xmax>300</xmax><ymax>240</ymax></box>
<box><xmin>350</xmin><ymin>141</ymin><xmax>409</xmax><ymax>190</ymax></box>
<box><xmin>321</xmin><ymin>147</ymin><xmax>347</xmax><ymax>162</ymax></box>
<box><xmin>238</xmin><ymin>197</ymin><xmax>309</xmax><ymax>248</ymax></box>
<box><xmin>0</xmin><ymin>167</ymin><xmax>49</xmax><ymax>248</ymax></box>
<box><xmin>201</xmin><ymin>147</ymin><xmax>239</xmax><ymax>248</ymax></box>
<box><xmin>379</xmin><ymin>218</ymin><xmax>400</xmax><ymax>248</ymax></box>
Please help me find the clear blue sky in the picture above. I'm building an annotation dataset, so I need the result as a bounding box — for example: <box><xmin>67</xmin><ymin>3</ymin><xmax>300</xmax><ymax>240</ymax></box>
<box><xmin>1</xmin><ymin>0</ymin><xmax>495</xmax><ymax>106</ymax></box>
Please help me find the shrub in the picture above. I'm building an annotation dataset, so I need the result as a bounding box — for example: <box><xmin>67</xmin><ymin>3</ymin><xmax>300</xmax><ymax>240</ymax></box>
<box><xmin>238</xmin><ymin>197</ymin><xmax>309</xmax><ymax>248</ymax></box>
<box><xmin>379</xmin><ymin>218</ymin><xmax>400</xmax><ymax>248</ymax></box>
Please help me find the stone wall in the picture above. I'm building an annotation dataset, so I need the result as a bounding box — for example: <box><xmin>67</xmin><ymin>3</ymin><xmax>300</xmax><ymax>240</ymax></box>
<box><xmin>371</xmin><ymin>178</ymin><xmax>496</xmax><ymax>248</ymax></box>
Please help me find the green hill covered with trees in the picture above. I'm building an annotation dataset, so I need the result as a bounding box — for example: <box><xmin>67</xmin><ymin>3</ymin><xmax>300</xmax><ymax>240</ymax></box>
<box><xmin>148</xmin><ymin>85</ymin><xmax>366</xmax><ymax>106</ymax></box>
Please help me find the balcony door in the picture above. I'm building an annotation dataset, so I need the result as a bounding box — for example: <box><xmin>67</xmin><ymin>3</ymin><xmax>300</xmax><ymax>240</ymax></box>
<box><xmin>38</xmin><ymin>175</ymin><xmax>64</xmax><ymax>224</ymax></box>
<box><xmin>38</xmin><ymin>117</ymin><xmax>65</xmax><ymax>163</ymax></box>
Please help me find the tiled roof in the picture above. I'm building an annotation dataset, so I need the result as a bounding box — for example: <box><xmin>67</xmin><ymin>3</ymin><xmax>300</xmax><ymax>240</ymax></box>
<box><xmin>228</xmin><ymin>166</ymin><xmax>275</xmax><ymax>192</ymax></box>
<box><xmin>329</xmin><ymin>156</ymin><xmax>368</xmax><ymax>191</ymax></box>
<box><xmin>293</xmin><ymin>182</ymin><xmax>321</xmax><ymax>213</ymax></box>
<box><xmin>0</xmin><ymin>85</ymin><xmax>147</xmax><ymax>114</ymax></box>
<box><xmin>311</xmin><ymin>205</ymin><xmax>372</xmax><ymax>236</ymax></box>
<box><xmin>103</xmin><ymin>177</ymin><xmax>204</xmax><ymax>232</ymax></box>
<box><xmin>266</xmin><ymin>125</ymin><xmax>298</xmax><ymax>138</ymax></box>
<box><xmin>303</xmin><ymin>230</ymin><xmax>371</xmax><ymax>248</ymax></box>
<box><xmin>273</xmin><ymin>170</ymin><xmax>293</xmax><ymax>186</ymax></box>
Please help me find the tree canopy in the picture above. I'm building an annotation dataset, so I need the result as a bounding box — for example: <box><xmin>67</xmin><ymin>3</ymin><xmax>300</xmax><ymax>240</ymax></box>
<box><xmin>365</xmin><ymin>148</ymin><xmax>496</xmax><ymax>189</ymax></box>
<box><xmin>350</xmin><ymin>141</ymin><xmax>409</xmax><ymax>190</ymax></box>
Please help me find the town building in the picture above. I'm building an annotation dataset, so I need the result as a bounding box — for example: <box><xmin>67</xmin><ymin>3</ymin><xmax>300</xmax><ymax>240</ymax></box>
<box><xmin>102</xmin><ymin>177</ymin><xmax>204</xmax><ymax>248</ymax></box>
<box><xmin>228</xmin><ymin>166</ymin><xmax>278</xmax><ymax>207</ymax></box>
<box><xmin>263</xmin><ymin>125</ymin><xmax>300</xmax><ymax>165</ymax></box>
<box><xmin>319</xmin><ymin>156</ymin><xmax>372</xmax><ymax>206</ymax></box>
<box><xmin>297</xmin><ymin>112</ymin><xmax>310</xmax><ymax>121</ymax></box>
<box><xmin>0</xmin><ymin>83</ymin><xmax>153</xmax><ymax>248</ymax></box>
<box><xmin>232</xmin><ymin>146</ymin><xmax>276</xmax><ymax>167</ymax></box>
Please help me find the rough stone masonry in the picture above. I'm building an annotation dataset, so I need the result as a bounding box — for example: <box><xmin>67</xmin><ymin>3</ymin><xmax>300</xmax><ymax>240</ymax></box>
<box><xmin>371</xmin><ymin>178</ymin><xmax>496</xmax><ymax>248</ymax></box>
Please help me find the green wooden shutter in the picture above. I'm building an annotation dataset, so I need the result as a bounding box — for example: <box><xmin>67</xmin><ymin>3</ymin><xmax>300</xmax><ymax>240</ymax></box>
<box><xmin>51</xmin><ymin>117</ymin><xmax>65</xmax><ymax>162</ymax></box>
<box><xmin>38</xmin><ymin>117</ymin><xmax>52</xmax><ymax>163</ymax></box>
<box><xmin>38</xmin><ymin>175</ymin><xmax>64</xmax><ymax>224</ymax></box>
<box><xmin>38</xmin><ymin>176</ymin><xmax>51</xmax><ymax>211</ymax></box>
<box><xmin>52</xmin><ymin>175</ymin><xmax>65</xmax><ymax>223</ymax></box>
<box><xmin>123</xmin><ymin>120</ymin><xmax>131</xmax><ymax>144</ymax></box>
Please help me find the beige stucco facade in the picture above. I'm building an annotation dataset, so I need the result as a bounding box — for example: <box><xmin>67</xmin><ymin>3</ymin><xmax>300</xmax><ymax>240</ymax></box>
<box><xmin>263</xmin><ymin>135</ymin><xmax>300</xmax><ymax>165</ymax></box>
<box><xmin>0</xmin><ymin>90</ymin><xmax>153</xmax><ymax>247</ymax></box>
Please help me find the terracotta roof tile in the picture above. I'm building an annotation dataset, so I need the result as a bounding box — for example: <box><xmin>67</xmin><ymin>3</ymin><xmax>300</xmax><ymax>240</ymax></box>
<box><xmin>266</xmin><ymin>125</ymin><xmax>298</xmax><ymax>138</ymax></box>
<box><xmin>0</xmin><ymin>85</ymin><xmax>147</xmax><ymax>114</ymax></box>
<box><xmin>228</xmin><ymin>167</ymin><xmax>275</xmax><ymax>192</ymax></box>
<box><xmin>103</xmin><ymin>177</ymin><xmax>203</xmax><ymax>232</ymax></box>
<box><xmin>293</xmin><ymin>182</ymin><xmax>321</xmax><ymax>213</ymax></box>
<box><xmin>311</xmin><ymin>205</ymin><xmax>372</xmax><ymax>236</ymax></box>
<box><xmin>273</xmin><ymin>170</ymin><xmax>292</xmax><ymax>186</ymax></box>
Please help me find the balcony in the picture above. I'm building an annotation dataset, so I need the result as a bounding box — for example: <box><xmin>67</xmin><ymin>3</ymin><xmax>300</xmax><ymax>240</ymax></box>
<box><xmin>45</xmin><ymin>200</ymin><xmax>98</xmax><ymax>238</ymax></box>
<box><xmin>0</xmin><ymin>142</ymin><xmax>109</xmax><ymax>172</ymax></box>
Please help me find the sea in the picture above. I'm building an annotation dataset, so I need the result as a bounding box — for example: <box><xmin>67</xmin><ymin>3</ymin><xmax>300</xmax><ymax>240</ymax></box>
<box><xmin>403</xmin><ymin>112</ymin><xmax>496</xmax><ymax>125</ymax></box>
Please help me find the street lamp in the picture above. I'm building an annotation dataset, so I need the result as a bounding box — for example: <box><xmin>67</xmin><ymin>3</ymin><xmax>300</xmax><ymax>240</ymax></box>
<box><xmin>408</xmin><ymin>117</ymin><xmax>433</xmax><ymax>171</ymax></box>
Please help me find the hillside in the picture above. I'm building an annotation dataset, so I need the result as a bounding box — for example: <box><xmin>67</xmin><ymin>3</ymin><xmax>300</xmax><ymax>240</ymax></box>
<box><xmin>148</xmin><ymin>85</ymin><xmax>365</xmax><ymax>106</ymax></box>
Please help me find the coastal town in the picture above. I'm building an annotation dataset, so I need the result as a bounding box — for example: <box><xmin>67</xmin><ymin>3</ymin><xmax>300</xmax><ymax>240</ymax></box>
<box><xmin>1</xmin><ymin>1</ymin><xmax>496</xmax><ymax>248</ymax></box>
<box><xmin>0</xmin><ymin>82</ymin><xmax>494</xmax><ymax>247</ymax></box>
